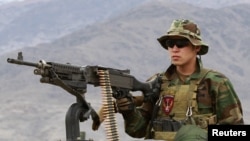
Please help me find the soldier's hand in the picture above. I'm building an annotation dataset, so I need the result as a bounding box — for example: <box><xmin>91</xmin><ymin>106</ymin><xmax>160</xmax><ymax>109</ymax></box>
<box><xmin>116</xmin><ymin>97</ymin><xmax>135</xmax><ymax>113</ymax></box>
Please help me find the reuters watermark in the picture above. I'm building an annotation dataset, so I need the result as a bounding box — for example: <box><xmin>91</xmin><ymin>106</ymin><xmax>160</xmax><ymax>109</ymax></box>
<box><xmin>208</xmin><ymin>125</ymin><xmax>249</xmax><ymax>140</ymax></box>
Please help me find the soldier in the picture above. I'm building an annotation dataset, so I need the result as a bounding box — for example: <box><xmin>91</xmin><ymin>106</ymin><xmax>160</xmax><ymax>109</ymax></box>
<box><xmin>115</xmin><ymin>19</ymin><xmax>244</xmax><ymax>141</ymax></box>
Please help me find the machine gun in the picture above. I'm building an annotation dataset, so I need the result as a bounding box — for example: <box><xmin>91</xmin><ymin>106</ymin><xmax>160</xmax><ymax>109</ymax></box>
<box><xmin>7</xmin><ymin>52</ymin><xmax>161</xmax><ymax>141</ymax></box>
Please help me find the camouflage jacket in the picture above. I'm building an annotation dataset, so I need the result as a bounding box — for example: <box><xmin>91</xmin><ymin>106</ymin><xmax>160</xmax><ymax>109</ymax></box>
<box><xmin>120</xmin><ymin>59</ymin><xmax>244</xmax><ymax>139</ymax></box>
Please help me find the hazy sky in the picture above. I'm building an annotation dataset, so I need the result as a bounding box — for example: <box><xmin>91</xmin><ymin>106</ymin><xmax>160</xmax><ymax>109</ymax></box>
<box><xmin>0</xmin><ymin>0</ymin><xmax>24</xmax><ymax>5</ymax></box>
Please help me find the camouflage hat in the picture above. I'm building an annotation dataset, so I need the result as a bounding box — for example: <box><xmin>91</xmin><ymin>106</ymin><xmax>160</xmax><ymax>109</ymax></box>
<box><xmin>157</xmin><ymin>19</ymin><xmax>209</xmax><ymax>55</ymax></box>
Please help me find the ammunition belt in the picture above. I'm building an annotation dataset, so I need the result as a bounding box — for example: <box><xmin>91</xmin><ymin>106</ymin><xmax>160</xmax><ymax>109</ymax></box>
<box><xmin>98</xmin><ymin>70</ymin><xmax>119</xmax><ymax>141</ymax></box>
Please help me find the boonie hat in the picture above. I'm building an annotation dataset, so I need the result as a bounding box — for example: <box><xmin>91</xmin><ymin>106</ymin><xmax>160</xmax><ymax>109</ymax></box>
<box><xmin>157</xmin><ymin>19</ymin><xmax>209</xmax><ymax>55</ymax></box>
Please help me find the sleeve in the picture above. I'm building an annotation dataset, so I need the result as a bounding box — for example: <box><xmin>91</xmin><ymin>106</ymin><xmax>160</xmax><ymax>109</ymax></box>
<box><xmin>122</xmin><ymin>106</ymin><xmax>150</xmax><ymax>138</ymax></box>
<box><xmin>214</xmin><ymin>76</ymin><xmax>244</xmax><ymax>124</ymax></box>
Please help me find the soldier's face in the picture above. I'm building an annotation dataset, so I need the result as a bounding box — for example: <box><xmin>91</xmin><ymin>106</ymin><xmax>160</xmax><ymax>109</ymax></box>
<box><xmin>166</xmin><ymin>37</ymin><xmax>199</xmax><ymax>67</ymax></box>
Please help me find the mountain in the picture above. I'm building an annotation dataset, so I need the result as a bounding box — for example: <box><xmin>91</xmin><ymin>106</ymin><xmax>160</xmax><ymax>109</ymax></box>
<box><xmin>0</xmin><ymin>0</ymin><xmax>148</xmax><ymax>55</ymax></box>
<box><xmin>1</xmin><ymin>0</ymin><xmax>250</xmax><ymax>55</ymax></box>
<box><xmin>169</xmin><ymin>0</ymin><xmax>250</xmax><ymax>8</ymax></box>
<box><xmin>0</xmin><ymin>0</ymin><xmax>250</xmax><ymax>141</ymax></box>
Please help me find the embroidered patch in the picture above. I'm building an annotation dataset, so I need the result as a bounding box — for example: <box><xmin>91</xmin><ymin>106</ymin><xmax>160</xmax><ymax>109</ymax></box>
<box><xmin>162</xmin><ymin>95</ymin><xmax>174</xmax><ymax>115</ymax></box>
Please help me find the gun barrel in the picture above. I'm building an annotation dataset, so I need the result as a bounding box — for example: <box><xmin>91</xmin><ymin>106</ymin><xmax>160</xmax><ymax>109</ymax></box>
<box><xmin>7</xmin><ymin>58</ymin><xmax>39</xmax><ymax>68</ymax></box>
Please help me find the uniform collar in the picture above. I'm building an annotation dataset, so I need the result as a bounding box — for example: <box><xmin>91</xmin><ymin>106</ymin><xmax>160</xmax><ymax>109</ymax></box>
<box><xmin>164</xmin><ymin>58</ymin><xmax>204</xmax><ymax>80</ymax></box>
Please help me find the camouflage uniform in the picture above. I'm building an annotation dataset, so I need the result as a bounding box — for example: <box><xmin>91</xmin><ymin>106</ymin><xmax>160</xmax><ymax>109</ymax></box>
<box><xmin>118</xmin><ymin>19</ymin><xmax>244</xmax><ymax>141</ymax></box>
